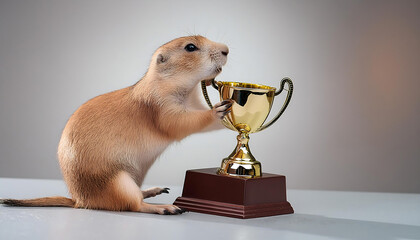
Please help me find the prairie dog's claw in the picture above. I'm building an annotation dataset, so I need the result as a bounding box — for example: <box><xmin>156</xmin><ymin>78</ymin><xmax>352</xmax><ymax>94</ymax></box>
<box><xmin>213</xmin><ymin>100</ymin><xmax>233</xmax><ymax>119</ymax></box>
<box><xmin>158</xmin><ymin>205</ymin><xmax>185</xmax><ymax>215</ymax></box>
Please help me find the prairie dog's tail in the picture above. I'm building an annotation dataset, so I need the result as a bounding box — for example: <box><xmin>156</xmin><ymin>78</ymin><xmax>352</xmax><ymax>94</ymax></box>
<box><xmin>0</xmin><ymin>196</ymin><xmax>75</xmax><ymax>207</ymax></box>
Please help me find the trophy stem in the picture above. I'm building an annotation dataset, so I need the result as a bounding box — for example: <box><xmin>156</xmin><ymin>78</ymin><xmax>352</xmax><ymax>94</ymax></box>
<box><xmin>218</xmin><ymin>132</ymin><xmax>262</xmax><ymax>177</ymax></box>
<box><xmin>231</xmin><ymin>132</ymin><xmax>254</xmax><ymax>160</ymax></box>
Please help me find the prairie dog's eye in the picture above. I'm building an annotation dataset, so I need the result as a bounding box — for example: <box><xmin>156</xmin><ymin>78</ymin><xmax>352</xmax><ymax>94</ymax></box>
<box><xmin>185</xmin><ymin>43</ymin><xmax>199</xmax><ymax>52</ymax></box>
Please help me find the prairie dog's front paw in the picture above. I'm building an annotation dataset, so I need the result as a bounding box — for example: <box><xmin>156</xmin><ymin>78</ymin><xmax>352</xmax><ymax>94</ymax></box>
<box><xmin>213</xmin><ymin>100</ymin><xmax>233</xmax><ymax>119</ymax></box>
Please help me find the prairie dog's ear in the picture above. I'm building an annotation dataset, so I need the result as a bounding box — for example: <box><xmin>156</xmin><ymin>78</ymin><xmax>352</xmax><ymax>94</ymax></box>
<box><xmin>157</xmin><ymin>54</ymin><xmax>168</xmax><ymax>64</ymax></box>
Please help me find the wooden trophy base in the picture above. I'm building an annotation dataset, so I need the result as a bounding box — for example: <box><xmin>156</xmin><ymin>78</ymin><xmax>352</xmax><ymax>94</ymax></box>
<box><xmin>173</xmin><ymin>168</ymin><xmax>294</xmax><ymax>219</ymax></box>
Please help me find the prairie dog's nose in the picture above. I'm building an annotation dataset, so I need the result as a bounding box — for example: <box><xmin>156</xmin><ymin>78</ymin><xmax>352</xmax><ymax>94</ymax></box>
<box><xmin>215</xmin><ymin>42</ymin><xmax>229</xmax><ymax>56</ymax></box>
<box><xmin>221</xmin><ymin>46</ymin><xmax>229</xmax><ymax>56</ymax></box>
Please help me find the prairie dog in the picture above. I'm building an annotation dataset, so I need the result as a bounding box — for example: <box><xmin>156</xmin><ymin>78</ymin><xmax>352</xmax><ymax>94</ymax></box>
<box><xmin>1</xmin><ymin>36</ymin><xmax>231</xmax><ymax>215</ymax></box>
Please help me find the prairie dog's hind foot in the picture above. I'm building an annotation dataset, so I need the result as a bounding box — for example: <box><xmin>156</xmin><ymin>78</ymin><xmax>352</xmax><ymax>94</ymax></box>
<box><xmin>142</xmin><ymin>187</ymin><xmax>170</xmax><ymax>199</ymax></box>
<box><xmin>140</xmin><ymin>202</ymin><xmax>187</xmax><ymax>215</ymax></box>
<box><xmin>213</xmin><ymin>100</ymin><xmax>233</xmax><ymax>119</ymax></box>
<box><xmin>140</xmin><ymin>188</ymin><xmax>187</xmax><ymax>214</ymax></box>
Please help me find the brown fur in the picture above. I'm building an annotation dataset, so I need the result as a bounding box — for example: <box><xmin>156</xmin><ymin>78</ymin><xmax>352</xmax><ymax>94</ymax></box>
<box><xmin>1</xmin><ymin>36</ymin><xmax>230</xmax><ymax>215</ymax></box>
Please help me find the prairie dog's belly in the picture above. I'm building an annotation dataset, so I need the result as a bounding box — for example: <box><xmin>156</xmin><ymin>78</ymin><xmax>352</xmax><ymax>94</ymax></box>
<box><xmin>109</xmin><ymin>134</ymin><xmax>171</xmax><ymax>185</ymax></box>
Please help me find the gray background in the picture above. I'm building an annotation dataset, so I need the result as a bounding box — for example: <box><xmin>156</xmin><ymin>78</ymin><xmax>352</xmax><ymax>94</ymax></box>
<box><xmin>1</xmin><ymin>0</ymin><xmax>419</xmax><ymax>193</ymax></box>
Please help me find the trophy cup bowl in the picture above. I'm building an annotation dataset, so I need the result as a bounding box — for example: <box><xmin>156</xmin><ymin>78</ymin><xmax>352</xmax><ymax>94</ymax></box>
<box><xmin>201</xmin><ymin>78</ymin><xmax>294</xmax><ymax>178</ymax></box>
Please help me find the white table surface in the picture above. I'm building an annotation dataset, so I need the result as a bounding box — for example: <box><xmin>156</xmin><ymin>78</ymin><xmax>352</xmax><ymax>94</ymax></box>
<box><xmin>0</xmin><ymin>177</ymin><xmax>419</xmax><ymax>240</ymax></box>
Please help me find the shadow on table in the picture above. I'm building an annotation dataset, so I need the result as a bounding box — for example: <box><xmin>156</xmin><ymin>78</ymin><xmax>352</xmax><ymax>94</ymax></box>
<box><xmin>179</xmin><ymin>212</ymin><xmax>420</xmax><ymax>240</ymax></box>
<box><xmin>11</xmin><ymin>205</ymin><xmax>416</xmax><ymax>240</ymax></box>
<box><xmin>110</xmin><ymin>207</ymin><xmax>420</xmax><ymax>240</ymax></box>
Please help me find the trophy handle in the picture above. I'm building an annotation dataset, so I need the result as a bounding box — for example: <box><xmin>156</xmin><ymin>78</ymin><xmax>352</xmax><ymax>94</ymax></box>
<box><xmin>201</xmin><ymin>79</ymin><xmax>237</xmax><ymax>131</ymax></box>
<box><xmin>201</xmin><ymin>79</ymin><xmax>219</xmax><ymax>109</ymax></box>
<box><xmin>256</xmin><ymin>77</ymin><xmax>294</xmax><ymax>132</ymax></box>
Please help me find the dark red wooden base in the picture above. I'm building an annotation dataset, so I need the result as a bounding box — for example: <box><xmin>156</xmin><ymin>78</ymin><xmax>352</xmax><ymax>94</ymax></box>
<box><xmin>173</xmin><ymin>168</ymin><xmax>294</xmax><ymax>219</ymax></box>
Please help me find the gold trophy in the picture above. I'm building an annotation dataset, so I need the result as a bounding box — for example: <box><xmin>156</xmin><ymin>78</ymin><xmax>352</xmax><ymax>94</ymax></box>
<box><xmin>202</xmin><ymin>78</ymin><xmax>293</xmax><ymax>178</ymax></box>
<box><xmin>174</xmin><ymin>78</ymin><xmax>294</xmax><ymax>219</ymax></box>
